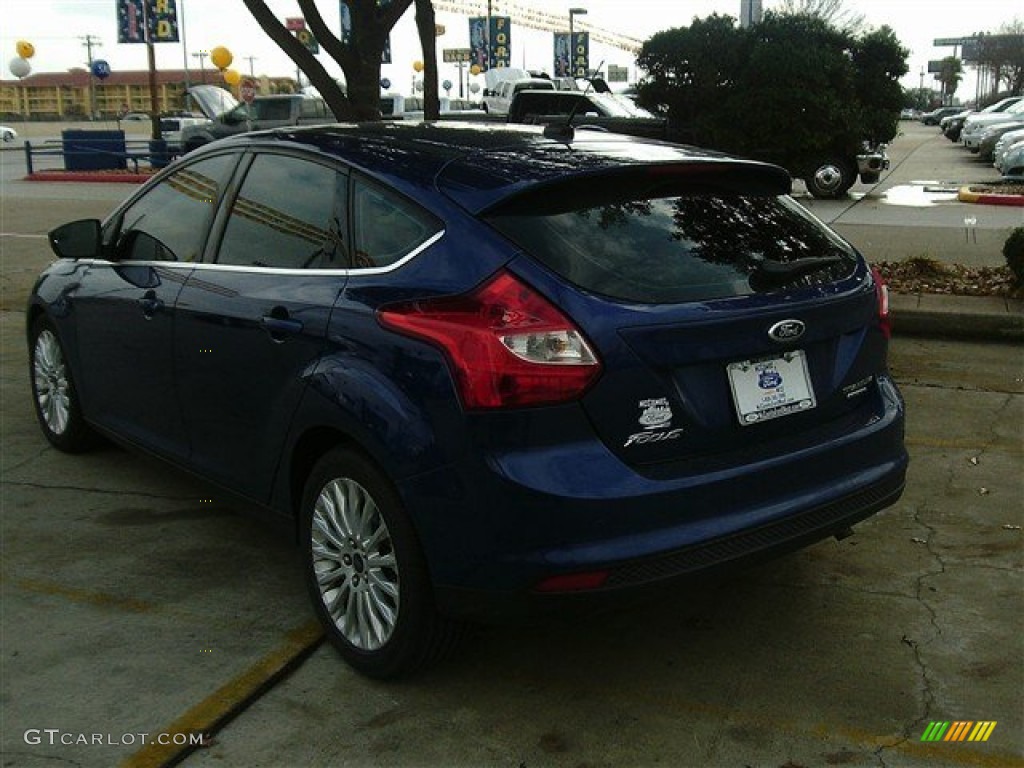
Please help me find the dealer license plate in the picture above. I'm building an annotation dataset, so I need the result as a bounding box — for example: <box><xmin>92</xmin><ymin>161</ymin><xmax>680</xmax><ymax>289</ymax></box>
<box><xmin>727</xmin><ymin>351</ymin><xmax>816</xmax><ymax>426</ymax></box>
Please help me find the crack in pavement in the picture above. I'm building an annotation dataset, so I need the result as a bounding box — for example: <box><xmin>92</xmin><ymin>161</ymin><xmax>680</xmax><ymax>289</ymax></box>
<box><xmin>0</xmin><ymin>479</ymin><xmax>195</xmax><ymax>502</ymax></box>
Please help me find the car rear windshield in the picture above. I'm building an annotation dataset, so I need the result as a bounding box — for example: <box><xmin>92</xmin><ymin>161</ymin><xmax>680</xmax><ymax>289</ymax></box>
<box><xmin>486</xmin><ymin>193</ymin><xmax>857</xmax><ymax>303</ymax></box>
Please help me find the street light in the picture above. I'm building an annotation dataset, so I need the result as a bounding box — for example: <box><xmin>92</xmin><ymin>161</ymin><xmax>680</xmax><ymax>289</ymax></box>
<box><xmin>192</xmin><ymin>50</ymin><xmax>208</xmax><ymax>84</ymax></box>
<box><xmin>569</xmin><ymin>7</ymin><xmax>587</xmax><ymax>77</ymax></box>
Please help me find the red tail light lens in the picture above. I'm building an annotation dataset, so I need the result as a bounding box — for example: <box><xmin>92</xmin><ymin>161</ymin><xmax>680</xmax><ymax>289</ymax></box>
<box><xmin>377</xmin><ymin>271</ymin><xmax>602</xmax><ymax>409</ymax></box>
<box><xmin>871</xmin><ymin>267</ymin><xmax>891</xmax><ymax>339</ymax></box>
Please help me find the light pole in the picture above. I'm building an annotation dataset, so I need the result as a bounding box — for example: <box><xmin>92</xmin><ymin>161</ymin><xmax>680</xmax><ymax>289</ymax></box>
<box><xmin>192</xmin><ymin>50</ymin><xmax>208</xmax><ymax>84</ymax></box>
<box><xmin>569</xmin><ymin>8</ymin><xmax>587</xmax><ymax>77</ymax></box>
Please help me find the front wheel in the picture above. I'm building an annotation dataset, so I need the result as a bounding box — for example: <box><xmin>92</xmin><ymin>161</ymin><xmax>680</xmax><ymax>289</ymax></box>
<box><xmin>301</xmin><ymin>448</ymin><xmax>461</xmax><ymax>678</ymax></box>
<box><xmin>29</xmin><ymin>316</ymin><xmax>95</xmax><ymax>452</ymax></box>
<box><xmin>805</xmin><ymin>157</ymin><xmax>856</xmax><ymax>199</ymax></box>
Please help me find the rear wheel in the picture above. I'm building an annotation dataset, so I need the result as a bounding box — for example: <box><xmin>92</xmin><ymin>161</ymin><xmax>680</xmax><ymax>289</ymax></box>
<box><xmin>806</xmin><ymin>157</ymin><xmax>856</xmax><ymax>199</ymax></box>
<box><xmin>29</xmin><ymin>316</ymin><xmax>95</xmax><ymax>452</ymax></box>
<box><xmin>301</xmin><ymin>447</ymin><xmax>461</xmax><ymax>678</ymax></box>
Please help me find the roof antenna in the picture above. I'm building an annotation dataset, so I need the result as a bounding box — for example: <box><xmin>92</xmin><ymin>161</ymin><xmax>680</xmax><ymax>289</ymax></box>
<box><xmin>543</xmin><ymin>60</ymin><xmax>605</xmax><ymax>143</ymax></box>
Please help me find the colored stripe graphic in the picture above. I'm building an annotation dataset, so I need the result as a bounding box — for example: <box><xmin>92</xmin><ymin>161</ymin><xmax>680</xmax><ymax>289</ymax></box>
<box><xmin>921</xmin><ymin>720</ymin><xmax>997</xmax><ymax>742</ymax></box>
<box><xmin>922</xmin><ymin>721</ymin><xmax>950</xmax><ymax>741</ymax></box>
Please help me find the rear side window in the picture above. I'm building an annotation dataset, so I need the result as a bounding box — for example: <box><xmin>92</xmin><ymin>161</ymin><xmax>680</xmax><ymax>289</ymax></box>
<box><xmin>352</xmin><ymin>178</ymin><xmax>441</xmax><ymax>269</ymax></box>
<box><xmin>487</xmin><ymin>194</ymin><xmax>857</xmax><ymax>303</ymax></box>
<box><xmin>216</xmin><ymin>154</ymin><xmax>348</xmax><ymax>270</ymax></box>
<box><xmin>254</xmin><ymin>100</ymin><xmax>291</xmax><ymax>121</ymax></box>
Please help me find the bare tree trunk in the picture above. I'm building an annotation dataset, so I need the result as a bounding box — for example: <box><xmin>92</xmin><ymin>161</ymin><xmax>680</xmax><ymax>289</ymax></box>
<box><xmin>415</xmin><ymin>0</ymin><xmax>440</xmax><ymax>120</ymax></box>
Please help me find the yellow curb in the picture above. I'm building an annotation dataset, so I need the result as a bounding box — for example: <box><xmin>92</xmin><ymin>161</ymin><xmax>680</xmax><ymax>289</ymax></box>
<box><xmin>120</xmin><ymin>620</ymin><xmax>324</xmax><ymax>768</ymax></box>
<box><xmin>957</xmin><ymin>186</ymin><xmax>982</xmax><ymax>203</ymax></box>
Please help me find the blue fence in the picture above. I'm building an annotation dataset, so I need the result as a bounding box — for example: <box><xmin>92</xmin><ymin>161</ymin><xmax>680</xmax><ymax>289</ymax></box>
<box><xmin>23</xmin><ymin>130</ymin><xmax>178</xmax><ymax>176</ymax></box>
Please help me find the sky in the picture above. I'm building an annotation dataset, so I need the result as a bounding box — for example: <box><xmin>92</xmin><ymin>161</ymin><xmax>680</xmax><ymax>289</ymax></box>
<box><xmin>1</xmin><ymin>0</ymin><xmax>1020</xmax><ymax>102</ymax></box>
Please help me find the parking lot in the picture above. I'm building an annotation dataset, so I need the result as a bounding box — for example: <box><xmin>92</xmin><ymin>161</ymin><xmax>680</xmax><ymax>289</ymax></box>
<box><xmin>1</xmin><ymin>121</ymin><xmax>1022</xmax><ymax>767</ymax></box>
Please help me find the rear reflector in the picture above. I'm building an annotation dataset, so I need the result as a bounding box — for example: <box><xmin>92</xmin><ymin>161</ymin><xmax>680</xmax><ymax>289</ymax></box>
<box><xmin>377</xmin><ymin>270</ymin><xmax>602</xmax><ymax>409</ymax></box>
<box><xmin>871</xmin><ymin>267</ymin><xmax>891</xmax><ymax>339</ymax></box>
<box><xmin>534</xmin><ymin>570</ymin><xmax>610</xmax><ymax>593</ymax></box>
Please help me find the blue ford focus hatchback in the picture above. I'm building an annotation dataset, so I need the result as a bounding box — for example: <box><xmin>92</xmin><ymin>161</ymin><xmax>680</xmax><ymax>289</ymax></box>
<box><xmin>28</xmin><ymin>123</ymin><xmax>907</xmax><ymax>678</ymax></box>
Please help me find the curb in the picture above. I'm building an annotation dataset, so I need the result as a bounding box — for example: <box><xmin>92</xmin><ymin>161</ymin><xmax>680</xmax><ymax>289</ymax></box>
<box><xmin>957</xmin><ymin>186</ymin><xmax>1024</xmax><ymax>207</ymax></box>
<box><xmin>25</xmin><ymin>172</ymin><xmax>152</xmax><ymax>184</ymax></box>
<box><xmin>890</xmin><ymin>293</ymin><xmax>1024</xmax><ymax>342</ymax></box>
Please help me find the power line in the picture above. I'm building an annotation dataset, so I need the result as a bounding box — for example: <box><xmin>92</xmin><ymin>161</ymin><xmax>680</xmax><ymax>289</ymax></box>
<box><xmin>432</xmin><ymin>0</ymin><xmax>644</xmax><ymax>54</ymax></box>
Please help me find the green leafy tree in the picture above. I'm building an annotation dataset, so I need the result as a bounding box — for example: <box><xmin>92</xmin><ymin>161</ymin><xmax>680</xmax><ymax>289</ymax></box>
<box><xmin>241</xmin><ymin>0</ymin><xmax>440</xmax><ymax>120</ymax></box>
<box><xmin>637</xmin><ymin>11</ymin><xmax>908</xmax><ymax>176</ymax></box>
<box><xmin>937</xmin><ymin>56</ymin><xmax>963</xmax><ymax>104</ymax></box>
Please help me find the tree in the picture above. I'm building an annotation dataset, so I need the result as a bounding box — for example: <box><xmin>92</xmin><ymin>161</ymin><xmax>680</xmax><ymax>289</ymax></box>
<box><xmin>636</xmin><ymin>11</ymin><xmax>908</xmax><ymax>177</ymax></box>
<box><xmin>975</xmin><ymin>21</ymin><xmax>1024</xmax><ymax>95</ymax></box>
<box><xmin>937</xmin><ymin>56</ymin><xmax>963</xmax><ymax>104</ymax></box>
<box><xmin>774</xmin><ymin>0</ymin><xmax>865</xmax><ymax>33</ymax></box>
<box><xmin>241</xmin><ymin>0</ymin><xmax>440</xmax><ymax>120</ymax></box>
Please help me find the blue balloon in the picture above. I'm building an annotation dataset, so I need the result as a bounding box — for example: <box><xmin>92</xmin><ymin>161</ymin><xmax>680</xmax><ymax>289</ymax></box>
<box><xmin>379</xmin><ymin>77</ymin><xmax>391</xmax><ymax>90</ymax></box>
<box><xmin>91</xmin><ymin>59</ymin><xmax>111</xmax><ymax>79</ymax></box>
<box><xmin>442</xmin><ymin>79</ymin><xmax>452</xmax><ymax>91</ymax></box>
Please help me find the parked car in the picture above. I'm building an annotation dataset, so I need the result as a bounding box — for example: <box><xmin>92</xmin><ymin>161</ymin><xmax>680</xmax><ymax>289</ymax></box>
<box><xmin>28</xmin><ymin>123</ymin><xmax>907</xmax><ymax>678</ymax></box>
<box><xmin>920</xmin><ymin>106</ymin><xmax>961</xmax><ymax>126</ymax></box>
<box><xmin>482</xmin><ymin>77</ymin><xmax>555</xmax><ymax>115</ymax></box>
<box><xmin>998</xmin><ymin>139</ymin><xmax>1024</xmax><ymax>178</ymax></box>
<box><xmin>0</xmin><ymin>125</ymin><xmax>17</xmax><ymax>142</ymax></box>
<box><xmin>180</xmin><ymin>84</ymin><xmax>334</xmax><ymax>152</ymax></box>
<box><xmin>962</xmin><ymin>100</ymin><xmax>1024</xmax><ymax>151</ymax></box>
<box><xmin>506</xmin><ymin>89</ymin><xmax>668</xmax><ymax>139</ymax></box>
<box><xmin>942</xmin><ymin>97</ymin><xmax>1022</xmax><ymax>143</ymax></box>
<box><xmin>158</xmin><ymin>115</ymin><xmax>209</xmax><ymax>153</ymax></box>
<box><xmin>976</xmin><ymin>121</ymin><xmax>1024</xmax><ymax>162</ymax></box>
<box><xmin>993</xmin><ymin>127</ymin><xmax>1024</xmax><ymax>173</ymax></box>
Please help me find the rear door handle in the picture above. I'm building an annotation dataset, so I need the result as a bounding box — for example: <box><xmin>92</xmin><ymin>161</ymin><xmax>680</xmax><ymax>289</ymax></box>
<box><xmin>137</xmin><ymin>290</ymin><xmax>163</xmax><ymax>317</ymax></box>
<box><xmin>261</xmin><ymin>309</ymin><xmax>303</xmax><ymax>340</ymax></box>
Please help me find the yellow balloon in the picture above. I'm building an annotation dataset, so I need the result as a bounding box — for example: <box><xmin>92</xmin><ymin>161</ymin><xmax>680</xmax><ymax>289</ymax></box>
<box><xmin>413</xmin><ymin>60</ymin><xmax>424</xmax><ymax>73</ymax></box>
<box><xmin>16</xmin><ymin>40</ymin><xmax>35</xmax><ymax>59</ymax></box>
<box><xmin>469</xmin><ymin>64</ymin><xmax>481</xmax><ymax>76</ymax></box>
<box><xmin>223</xmin><ymin>68</ymin><xmax>240</xmax><ymax>86</ymax></box>
<box><xmin>210</xmin><ymin>46</ymin><xmax>233</xmax><ymax>70</ymax></box>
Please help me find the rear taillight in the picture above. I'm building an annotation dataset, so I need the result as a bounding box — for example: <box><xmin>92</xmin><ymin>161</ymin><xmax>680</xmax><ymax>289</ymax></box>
<box><xmin>871</xmin><ymin>267</ymin><xmax>891</xmax><ymax>339</ymax></box>
<box><xmin>377</xmin><ymin>271</ymin><xmax>602</xmax><ymax>409</ymax></box>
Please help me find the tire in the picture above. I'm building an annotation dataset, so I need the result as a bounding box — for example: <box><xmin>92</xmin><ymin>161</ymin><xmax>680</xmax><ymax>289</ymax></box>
<box><xmin>28</xmin><ymin>316</ymin><xmax>95</xmax><ymax>452</ymax></box>
<box><xmin>301</xmin><ymin>447</ymin><xmax>461</xmax><ymax>679</ymax></box>
<box><xmin>805</xmin><ymin>157</ymin><xmax>857</xmax><ymax>199</ymax></box>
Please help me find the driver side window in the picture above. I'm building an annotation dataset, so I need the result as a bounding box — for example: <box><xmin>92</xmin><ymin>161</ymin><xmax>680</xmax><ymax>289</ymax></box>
<box><xmin>110</xmin><ymin>154</ymin><xmax>235</xmax><ymax>262</ymax></box>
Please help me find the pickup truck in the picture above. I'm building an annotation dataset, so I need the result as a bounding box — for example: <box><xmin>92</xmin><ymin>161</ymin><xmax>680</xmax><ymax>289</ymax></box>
<box><xmin>181</xmin><ymin>85</ymin><xmax>335</xmax><ymax>153</ymax></box>
<box><xmin>506</xmin><ymin>89</ymin><xmax>888</xmax><ymax>198</ymax></box>
<box><xmin>506</xmin><ymin>89</ymin><xmax>668</xmax><ymax>140</ymax></box>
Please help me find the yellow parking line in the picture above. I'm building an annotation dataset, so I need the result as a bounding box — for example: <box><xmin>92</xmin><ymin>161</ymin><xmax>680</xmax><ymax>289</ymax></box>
<box><xmin>120</xmin><ymin>620</ymin><xmax>324</xmax><ymax>768</ymax></box>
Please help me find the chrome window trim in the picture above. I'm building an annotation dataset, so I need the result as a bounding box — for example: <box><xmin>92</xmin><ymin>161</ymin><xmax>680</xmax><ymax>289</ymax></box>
<box><xmin>72</xmin><ymin>229</ymin><xmax>445</xmax><ymax>277</ymax></box>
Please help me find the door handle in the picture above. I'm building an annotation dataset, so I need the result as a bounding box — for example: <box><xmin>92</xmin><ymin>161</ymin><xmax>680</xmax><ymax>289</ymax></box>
<box><xmin>137</xmin><ymin>290</ymin><xmax>163</xmax><ymax>317</ymax></box>
<box><xmin>261</xmin><ymin>308</ymin><xmax>303</xmax><ymax>340</ymax></box>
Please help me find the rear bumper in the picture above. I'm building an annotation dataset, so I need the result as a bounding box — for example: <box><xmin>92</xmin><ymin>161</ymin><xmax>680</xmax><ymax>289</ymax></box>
<box><xmin>435</xmin><ymin>470</ymin><xmax>905</xmax><ymax>622</ymax></box>
<box><xmin>400</xmin><ymin>378</ymin><xmax>907</xmax><ymax>621</ymax></box>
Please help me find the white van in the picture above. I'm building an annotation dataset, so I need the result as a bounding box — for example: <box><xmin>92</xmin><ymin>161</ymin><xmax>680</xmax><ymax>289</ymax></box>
<box><xmin>482</xmin><ymin>77</ymin><xmax>555</xmax><ymax>116</ymax></box>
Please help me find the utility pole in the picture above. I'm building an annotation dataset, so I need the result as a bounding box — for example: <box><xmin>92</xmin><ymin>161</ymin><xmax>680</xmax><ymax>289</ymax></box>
<box><xmin>192</xmin><ymin>50</ymin><xmax>208</xmax><ymax>83</ymax></box>
<box><xmin>244</xmin><ymin>55</ymin><xmax>257</xmax><ymax>77</ymax></box>
<box><xmin>80</xmin><ymin>35</ymin><xmax>102</xmax><ymax>119</ymax></box>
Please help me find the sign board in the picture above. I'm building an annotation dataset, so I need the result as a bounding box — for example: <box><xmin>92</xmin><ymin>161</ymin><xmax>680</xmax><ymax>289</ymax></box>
<box><xmin>607</xmin><ymin>64</ymin><xmax>629</xmax><ymax>82</ymax></box>
<box><xmin>240</xmin><ymin>77</ymin><xmax>257</xmax><ymax>105</ymax></box>
<box><xmin>117</xmin><ymin>0</ymin><xmax>180</xmax><ymax>44</ymax></box>
<box><xmin>295</xmin><ymin>28</ymin><xmax>319</xmax><ymax>54</ymax></box>
<box><xmin>932</xmin><ymin>37</ymin><xmax>968</xmax><ymax>47</ymax></box>
<box><xmin>285</xmin><ymin>17</ymin><xmax>305</xmax><ymax>31</ymax></box>
<box><xmin>927</xmin><ymin>60</ymin><xmax>944</xmax><ymax>74</ymax></box>
<box><xmin>443</xmin><ymin>48</ymin><xmax>472</xmax><ymax>63</ymax></box>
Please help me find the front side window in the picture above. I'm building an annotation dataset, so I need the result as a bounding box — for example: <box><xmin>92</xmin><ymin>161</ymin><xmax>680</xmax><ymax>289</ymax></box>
<box><xmin>351</xmin><ymin>177</ymin><xmax>441</xmax><ymax>269</ymax></box>
<box><xmin>111</xmin><ymin>154</ymin><xmax>235</xmax><ymax>262</ymax></box>
<box><xmin>216</xmin><ymin>153</ymin><xmax>348</xmax><ymax>270</ymax></box>
<box><xmin>488</xmin><ymin>193</ymin><xmax>857</xmax><ymax>303</ymax></box>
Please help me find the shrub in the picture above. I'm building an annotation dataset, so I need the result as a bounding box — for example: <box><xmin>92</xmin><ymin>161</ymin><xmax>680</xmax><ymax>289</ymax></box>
<box><xmin>1004</xmin><ymin>227</ymin><xmax>1024</xmax><ymax>287</ymax></box>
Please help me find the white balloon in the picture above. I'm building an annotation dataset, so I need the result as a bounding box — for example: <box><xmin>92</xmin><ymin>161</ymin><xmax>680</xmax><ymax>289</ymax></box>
<box><xmin>469</xmin><ymin>83</ymin><xmax>480</xmax><ymax>94</ymax></box>
<box><xmin>9</xmin><ymin>57</ymin><xmax>31</xmax><ymax>78</ymax></box>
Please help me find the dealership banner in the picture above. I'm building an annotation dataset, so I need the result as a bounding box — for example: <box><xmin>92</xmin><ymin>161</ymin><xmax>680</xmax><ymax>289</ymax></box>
<box><xmin>553</xmin><ymin>33</ymin><xmax>570</xmax><ymax>77</ymax></box>
<box><xmin>571</xmin><ymin>31</ymin><xmax>589</xmax><ymax>78</ymax></box>
<box><xmin>117</xmin><ymin>0</ymin><xmax>179</xmax><ymax>44</ymax></box>
<box><xmin>469</xmin><ymin>16</ymin><xmax>511</xmax><ymax>70</ymax></box>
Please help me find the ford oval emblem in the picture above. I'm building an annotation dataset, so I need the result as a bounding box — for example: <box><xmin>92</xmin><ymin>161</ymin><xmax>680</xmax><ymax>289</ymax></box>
<box><xmin>768</xmin><ymin>319</ymin><xmax>805</xmax><ymax>343</ymax></box>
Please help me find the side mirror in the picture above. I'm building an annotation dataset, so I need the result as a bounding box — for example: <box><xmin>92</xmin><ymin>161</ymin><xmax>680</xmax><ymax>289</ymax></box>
<box><xmin>48</xmin><ymin>219</ymin><xmax>102</xmax><ymax>260</ymax></box>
